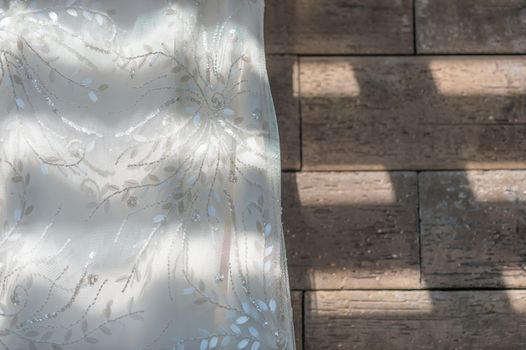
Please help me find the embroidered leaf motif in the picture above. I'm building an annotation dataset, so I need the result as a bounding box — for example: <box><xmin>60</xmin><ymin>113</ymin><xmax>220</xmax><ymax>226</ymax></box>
<box><xmin>82</xmin><ymin>319</ymin><xmax>88</xmax><ymax>333</ymax></box>
<box><xmin>269</xmin><ymin>298</ymin><xmax>277</xmax><ymax>313</ymax></box>
<box><xmin>14</xmin><ymin>209</ymin><xmax>22</xmax><ymax>222</ymax></box>
<box><xmin>249</xmin><ymin>327</ymin><xmax>259</xmax><ymax>338</ymax></box>
<box><xmin>41</xmin><ymin>331</ymin><xmax>53</xmax><ymax>341</ymax></box>
<box><xmin>100</xmin><ymin>326</ymin><xmax>112</xmax><ymax>335</ymax></box>
<box><xmin>104</xmin><ymin>300</ymin><xmax>113</xmax><ymax>319</ymax></box>
<box><xmin>88</xmin><ymin>91</ymin><xmax>98</xmax><ymax>102</ymax></box>
<box><xmin>264</xmin><ymin>223</ymin><xmax>272</xmax><ymax>236</ymax></box>
<box><xmin>192</xmin><ymin>114</ymin><xmax>201</xmax><ymax>126</ymax></box>
<box><xmin>11</xmin><ymin>176</ymin><xmax>23</xmax><ymax>183</ymax></box>
<box><xmin>66</xmin><ymin>8</ymin><xmax>78</xmax><ymax>16</ymax></box>
<box><xmin>210</xmin><ymin>337</ymin><xmax>218</xmax><ymax>348</ymax></box>
<box><xmin>223</xmin><ymin>108</ymin><xmax>235</xmax><ymax>116</ymax></box>
<box><xmin>0</xmin><ymin>17</ymin><xmax>11</xmax><ymax>27</ymax></box>
<box><xmin>153</xmin><ymin>214</ymin><xmax>166</xmax><ymax>223</ymax></box>
<box><xmin>95</xmin><ymin>14</ymin><xmax>104</xmax><ymax>25</ymax></box>
<box><xmin>208</xmin><ymin>205</ymin><xmax>216</xmax><ymax>217</ymax></box>
<box><xmin>25</xmin><ymin>205</ymin><xmax>34</xmax><ymax>216</ymax></box>
<box><xmin>230</xmin><ymin>324</ymin><xmax>241</xmax><ymax>334</ymax></box>
<box><xmin>15</xmin><ymin>98</ymin><xmax>25</xmax><ymax>109</ymax></box>
<box><xmin>194</xmin><ymin>297</ymin><xmax>207</xmax><ymax>305</ymax></box>
<box><xmin>235</xmin><ymin>316</ymin><xmax>249</xmax><ymax>325</ymax></box>
<box><xmin>237</xmin><ymin>339</ymin><xmax>250</xmax><ymax>349</ymax></box>
<box><xmin>81</xmin><ymin>78</ymin><xmax>93</xmax><ymax>86</ymax></box>
<box><xmin>49</xmin><ymin>11</ymin><xmax>58</xmax><ymax>22</ymax></box>
<box><xmin>264</xmin><ymin>260</ymin><xmax>271</xmax><ymax>272</ymax></box>
<box><xmin>26</xmin><ymin>331</ymin><xmax>39</xmax><ymax>338</ymax></box>
<box><xmin>83</xmin><ymin>10</ymin><xmax>93</xmax><ymax>21</ymax></box>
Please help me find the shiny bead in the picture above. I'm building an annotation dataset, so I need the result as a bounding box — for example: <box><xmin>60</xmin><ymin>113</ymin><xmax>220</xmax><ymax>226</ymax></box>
<box><xmin>87</xmin><ymin>274</ymin><xmax>99</xmax><ymax>285</ymax></box>
<box><xmin>252</xmin><ymin>109</ymin><xmax>261</xmax><ymax>120</ymax></box>
<box><xmin>214</xmin><ymin>272</ymin><xmax>224</xmax><ymax>283</ymax></box>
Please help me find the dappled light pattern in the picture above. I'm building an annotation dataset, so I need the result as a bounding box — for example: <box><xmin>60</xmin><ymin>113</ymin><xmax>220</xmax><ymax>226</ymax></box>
<box><xmin>0</xmin><ymin>0</ymin><xmax>295</xmax><ymax>349</ymax></box>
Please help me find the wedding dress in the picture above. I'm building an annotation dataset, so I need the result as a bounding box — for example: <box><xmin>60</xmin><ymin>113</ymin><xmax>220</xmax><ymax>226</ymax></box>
<box><xmin>0</xmin><ymin>0</ymin><xmax>295</xmax><ymax>349</ymax></box>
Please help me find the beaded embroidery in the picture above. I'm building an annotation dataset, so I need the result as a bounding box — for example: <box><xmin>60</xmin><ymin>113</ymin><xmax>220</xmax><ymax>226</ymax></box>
<box><xmin>0</xmin><ymin>0</ymin><xmax>295</xmax><ymax>349</ymax></box>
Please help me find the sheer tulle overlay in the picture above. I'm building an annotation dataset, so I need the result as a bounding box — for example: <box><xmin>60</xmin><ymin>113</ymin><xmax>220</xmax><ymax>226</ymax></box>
<box><xmin>0</xmin><ymin>0</ymin><xmax>295</xmax><ymax>348</ymax></box>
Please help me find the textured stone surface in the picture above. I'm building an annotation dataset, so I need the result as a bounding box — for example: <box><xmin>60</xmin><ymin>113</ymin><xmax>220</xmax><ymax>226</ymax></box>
<box><xmin>267</xmin><ymin>55</ymin><xmax>300</xmax><ymax>170</ymax></box>
<box><xmin>305</xmin><ymin>290</ymin><xmax>526</xmax><ymax>349</ymax></box>
<box><xmin>265</xmin><ymin>0</ymin><xmax>413</xmax><ymax>54</ymax></box>
<box><xmin>291</xmin><ymin>291</ymin><xmax>303</xmax><ymax>350</ymax></box>
<box><xmin>416</xmin><ymin>0</ymin><xmax>526</xmax><ymax>54</ymax></box>
<box><xmin>266</xmin><ymin>2</ymin><xmax>526</xmax><ymax>348</ymax></box>
<box><xmin>300</xmin><ymin>56</ymin><xmax>526</xmax><ymax>170</ymax></box>
<box><xmin>420</xmin><ymin>171</ymin><xmax>526</xmax><ymax>288</ymax></box>
<box><xmin>282</xmin><ymin>172</ymin><xmax>420</xmax><ymax>290</ymax></box>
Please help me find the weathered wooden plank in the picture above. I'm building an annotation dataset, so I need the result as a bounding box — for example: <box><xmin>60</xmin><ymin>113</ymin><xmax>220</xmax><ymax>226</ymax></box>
<box><xmin>282</xmin><ymin>172</ymin><xmax>420</xmax><ymax>290</ymax></box>
<box><xmin>416</xmin><ymin>0</ymin><xmax>526</xmax><ymax>54</ymax></box>
<box><xmin>420</xmin><ymin>171</ymin><xmax>526</xmax><ymax>288</ymax></box>
<box><xmin>265</xmin><ymin>0</ymin><xmax>413</xmax><ymax>54</ymax></box>
<box><xmin>291</xmin><ymin>291</ymin><xmax>303</xmax><ymax>350</ymax></box>
<box><xmin>301</xmin><ymin>56</ymin><xmax>526</xmax><ymax>171</ymax></box>
<box><xmin>267</xmin><ymin>55</ymin><xmax>300</xmax><ymax>170</ymax></box>
<box><xmin>305</xmin><ymin>290</ymin><xmax>526</xmax><ymax>349</ymax></box>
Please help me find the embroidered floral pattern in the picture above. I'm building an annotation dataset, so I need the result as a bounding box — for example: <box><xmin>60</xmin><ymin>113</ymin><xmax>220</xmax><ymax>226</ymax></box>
<box><xmin>0</xmin><ymin>0</ymin><xmax>295</xmax><ymax>349</ymax></box>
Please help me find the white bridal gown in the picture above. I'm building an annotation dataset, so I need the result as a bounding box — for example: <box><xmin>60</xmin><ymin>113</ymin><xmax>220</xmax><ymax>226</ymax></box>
<box><xmin>0</xmin><ymin>0</ymin><xmax>296</xmax><ymax>349</ymax></box>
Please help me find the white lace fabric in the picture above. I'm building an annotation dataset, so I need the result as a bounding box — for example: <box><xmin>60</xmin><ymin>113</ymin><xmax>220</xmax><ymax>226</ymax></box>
<box><xmin>0</xmin><ymin>0</ymin><xmax>295</xmax><ymax>349</ymax></box>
